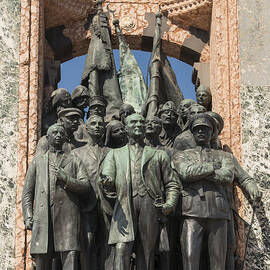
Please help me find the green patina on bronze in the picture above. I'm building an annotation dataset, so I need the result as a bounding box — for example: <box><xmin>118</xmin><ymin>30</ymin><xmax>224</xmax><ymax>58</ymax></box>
<box><xmin>114</xmin><ymin>19</ymin><xmax>148</xmax><ymax>113</ymax></box>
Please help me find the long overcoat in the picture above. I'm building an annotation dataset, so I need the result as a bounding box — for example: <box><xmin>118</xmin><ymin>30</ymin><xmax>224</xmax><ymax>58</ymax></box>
<box><xmin>22</xmin><ymin>152</ymin><xmax>90</xmax><ymax>254</ymax></box>
<box><xmin>100</xmin><ymin>145</ymin><xmax>180</xmax><ymax>245</ymax></box>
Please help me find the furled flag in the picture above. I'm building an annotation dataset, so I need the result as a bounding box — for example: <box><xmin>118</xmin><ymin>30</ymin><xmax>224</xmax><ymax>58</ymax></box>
<box><xmin>113</xmin><ymin>19</ymin><xmax>148</xmax><ymax>113</ymax></box>
<box><xmin>143</xmin><ymin>13</ymin><xmax>184</xmax><ymax>118</ymax></box>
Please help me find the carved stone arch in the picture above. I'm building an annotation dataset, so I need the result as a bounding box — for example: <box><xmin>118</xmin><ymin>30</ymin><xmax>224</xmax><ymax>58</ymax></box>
<box><xmin>43</xmin><ymin>0</ymin><xmax>210</xmax><ymax>65</ymax></box>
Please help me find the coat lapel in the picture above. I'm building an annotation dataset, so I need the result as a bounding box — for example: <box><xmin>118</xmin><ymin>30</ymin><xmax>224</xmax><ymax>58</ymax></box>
<box><xmin>118</xmin><ymin>145</ymin><xmax>130</xmax><ymax>185</ymax></box>
<box><xmin>87</xmin><ymin>144</ymin><xmax>98</xmax><ymax>162</ymax></box>
<box><xmin>141</xmin><ymin>146</ymin><xmax>156</xmax><ymax>177</ymax></box>
<box><xmin>41</xmin><ymin>152</ymin><xmax>49</xmax><ymax>194</ymax></box>
<box><xmin>59</xmin><ymin>153</ymin><xmax>72</xmax><ymax>169</ymax></box>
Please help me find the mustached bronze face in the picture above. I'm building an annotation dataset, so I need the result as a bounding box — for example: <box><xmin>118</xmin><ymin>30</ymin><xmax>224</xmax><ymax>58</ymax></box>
<box><xmin>125</xmin><ymin>113</ymin><xmax>145</xmax><ymax>140</ymax></box>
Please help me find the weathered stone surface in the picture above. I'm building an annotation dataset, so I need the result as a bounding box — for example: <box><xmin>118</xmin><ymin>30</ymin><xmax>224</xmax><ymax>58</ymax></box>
<box><xmin>160</xmin><ymin>0</ymin><xmax>212</xmax><ymax>31</ymax></box>
<box><xmin>0</xmin><ymin>0</ymin><xmax>20</xmax><ymax>269</ymax></box>
<box><xmin>238</xmin><ymin>0</ymin><xmax>270</xmax><ymax>86</ymax></box>
<box><xmin>43</xmin><ymin>0</ymin><xmax>210</xmax><ymax>63</ymax></box>
<box><xmin>15</xmin><ymin>0</ymin><xmax>45</xmax><ymax>269</ymax></box>
<box><xmin>241</xmin><ymin>85</ymin><xmax>270</xmax><ymax>270</ymax></box>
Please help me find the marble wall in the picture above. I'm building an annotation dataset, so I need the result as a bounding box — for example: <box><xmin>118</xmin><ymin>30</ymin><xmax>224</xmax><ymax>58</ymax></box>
<box><xmin>238</xmin><ymin>1</ymin><xmax>270</xmax><ymax>269</ymax></box>
<box><xmin>240</xmin><ymin>88</ymin><xmax>270</xmax><ymax>270</ymax></box>
<box><xmin>240</xmin><ymin>86</ymin><xmax>270</xmax><ymax>270</ymax></box>
<box><xmin>0</xmin><ymin>0</ymin><xmax>21</xmax><ymax>269</ymax></box>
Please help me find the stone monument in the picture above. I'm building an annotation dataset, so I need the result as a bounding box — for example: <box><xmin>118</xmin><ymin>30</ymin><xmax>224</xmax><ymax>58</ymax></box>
<box><xmin>0</xmin><ymin>0</ymin><xmax>269</xmax><ymax>270</ymax></box>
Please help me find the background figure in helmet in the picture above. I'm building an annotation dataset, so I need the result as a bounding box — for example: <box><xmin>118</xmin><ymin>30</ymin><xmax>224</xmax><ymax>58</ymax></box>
<box><xmin>42</xmin><ymin>88</ymin><xmax>73</xmax><ymax>135</ymax></box>
<box><xmin>158</xmin><ymin>101</ymin><xmax>182</xmax><ymax>149</ymax></box>
<box><xmin>173</xmin><ymin>104</ymin><xmax>207</xmax><ymax>152</ymax></box>
<box><xmin>118</xmin><ymin>103</ymin><xmax>136</xmax><ymax>124</ymax></box>
<box><xmin>72</xmin><ymin>85</ymin><xmax>90</xmax><ymax>141</ymax></box>
<box><xmin>72</xmin><ymin>85</ymin><xmax>90</xmax><ymax>118</ymax></box>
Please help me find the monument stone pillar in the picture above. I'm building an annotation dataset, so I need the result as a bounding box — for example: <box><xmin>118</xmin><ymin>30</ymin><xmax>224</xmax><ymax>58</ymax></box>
<box><xmin>238</xmin><ymin>1</ymin><xmax>270</xmax><ymax>269</ymax></box>
<box><xmin>0</xmin><ymin>0</ymin><xmax>20</xmax><ymax>269</ymax></box>
<box><xmin>210</xmin><ymin>0</ymin><xmax>270</xmax><ymax>269</ymax></box>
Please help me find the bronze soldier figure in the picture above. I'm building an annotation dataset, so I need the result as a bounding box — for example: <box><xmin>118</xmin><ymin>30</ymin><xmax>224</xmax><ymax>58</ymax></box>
<box><xmin>173</xmin><ymin>114</ymin><xmax>261</xmax><ymax>270</ymax></box>
<box><xmin>99</xmin><ymin>113</ymin><xmax>180</xmax><ymax>270</ymax></box>
<box><xmin>22</xmin><ymin>123</ymin><xmax>90</xmax><ymax>270</ymax></box>
<box><xmin>42</xmin><ymin>88</ymin><xmax>73</xmax><ymax>135</ymax></box>
<box><xmin>173</xmin><ymin>104</ymin><xmax>206</xmax><ymax>151</ymax></box>
<box><xmin>36</xmin><ymin>108</ymin><xmax>85</xmax><ymax>155</ymax></box>
<box><xmin>81</xmin><ymin>1</ymin><xmax>122</xmax><ymax>120</ymax></box>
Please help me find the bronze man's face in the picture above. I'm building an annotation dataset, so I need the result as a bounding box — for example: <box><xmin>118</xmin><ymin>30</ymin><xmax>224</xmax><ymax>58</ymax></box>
<box><xmin>74</xmin><ymin>95</ymin><xmax>89</xmax><ymax>109</ymax></box>
<box><xmin>61</xmin><ymin>115</ymin><xmax>80</xmax><ymax>133</ymax></box>
<box><xmin>125</xmin><ymin>114</ymin><xmax>145</xmax><ymax>140</ymax></box>
<box><xmin>120</xmin><ymin>105</ymin><xmax>135</xmax><ymax>123</ymax></box>
<box><xmin>192</xmin><ymin>125</ymin><xmax>212</xmax><ymax>146</ymax></box>
<box><xmin>160</xmin><ymin>110</ymin><xmax>178</xmax><ymax>125</ymax></box>
<box><xmin>111</xmin><ymin>123</ymin><xmax>126</xmax><ymax>142</ymax></box>
<box><xmin>145</xmin><ymin>118</ymin><xmax>162</xmax><ymax>136</ymax></box>
<box><xmin>180</xmin><ymin>100</ymin><xmax>195</xmax><ymax>119</ymax></box>
<box><xmin>196</xmin><ymin>91</ymin><xmax>211</xmax><ymax>109</ymax></box>
<box><xmin>47</xmin><ymin>126</ymin><xmax>66</xmax><ymax>148</ymax></box>
<box><xmin>59</xmin><ymin>93</ymin><xmax>72</xmax><ymax>108</ymax></box>
<box><xmin>86</xmin><ymin>116</ymin><xmax>105</xmax><ymax>138</ymax></box>
<box><xmin>89</xmin><ymin>104</ymin><xmax>106</xmax><ymax>117</ymax></box>
<box><xmin>188</xmin><ymin>106</ymin><xmax>206</xmax><ymax>121</ymax></box>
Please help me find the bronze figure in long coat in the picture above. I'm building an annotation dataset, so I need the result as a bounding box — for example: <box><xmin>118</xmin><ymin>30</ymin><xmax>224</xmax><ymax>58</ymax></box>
<box><xmin>99</xmin><ymin>113</ymin><xmax>181</xmax><ymax>270</ymax></box>
<box><xmin>22</xmin><ymin>124</ymin><xmax>90</xmax><ymax>270</ymax></box>
<box><xmin>101</xmin><ymin>144</ymin><xmax>180</xmax><ymax>245</ymax></box>
<box><xmin>22</xmin><ymin>151</ymin><xmax>90</xmax><ymax>254</ymax></box>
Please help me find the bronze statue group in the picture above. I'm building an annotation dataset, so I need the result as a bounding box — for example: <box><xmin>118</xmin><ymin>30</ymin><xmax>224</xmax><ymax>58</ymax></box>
<box><xmin>22</xmin><ymin>2</ymin><xmax>261</xmax><ymax>270</ymax></box>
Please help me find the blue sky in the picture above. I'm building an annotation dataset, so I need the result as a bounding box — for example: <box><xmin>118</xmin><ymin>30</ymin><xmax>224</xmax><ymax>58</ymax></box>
<box><xmin>59</xmin><ymin>50</ymin><xmax>196</xmax><ymax>100</ymax></box>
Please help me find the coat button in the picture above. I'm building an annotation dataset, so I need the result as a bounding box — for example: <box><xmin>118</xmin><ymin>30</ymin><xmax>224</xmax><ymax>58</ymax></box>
<box><xmin>59</xmin><ymin>200</ymin><xmax>63</xmax><ymax>204</ymax></box>
<box><xmin>40</xmin><ymin>204</ymin><xmax>43</xmax><ymax>207</ymax></box>
<box><xmin>41</xmin><ymin>190</ymin><xmax>45</xmax><ymax>193</ymax></box>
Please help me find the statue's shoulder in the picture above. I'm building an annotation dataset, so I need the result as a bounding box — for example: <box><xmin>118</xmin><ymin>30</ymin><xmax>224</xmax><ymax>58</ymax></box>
<box><xmin>113</xmin><ymin>145</ymin><xmax>128</xmax><ymax>154</ymax></box>
<box><xmin>71</xmin><ymin>144</ymin><xmax>88</xmax><ymax>155</ymax></box>
<box><xmin>32</xmin><ymin>151</ymin><xmax>48</xmax><ymax>165</ymax></box>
